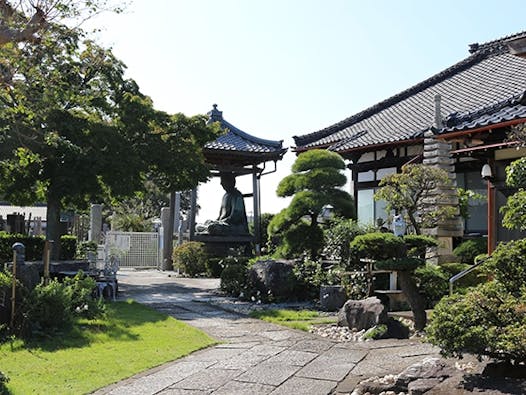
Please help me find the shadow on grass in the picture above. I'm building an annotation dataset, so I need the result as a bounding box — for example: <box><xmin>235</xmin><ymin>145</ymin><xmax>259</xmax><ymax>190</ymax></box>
<box><xmin>11</xmin><ymin>300</ymin><xmax>170</xmax><ymax>352</ymax></box>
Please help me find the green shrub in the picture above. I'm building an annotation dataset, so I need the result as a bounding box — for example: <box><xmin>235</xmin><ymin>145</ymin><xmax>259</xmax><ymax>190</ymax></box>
<box><xmin>220</xmin><ymin>262</ymin><xmax>248</xmax><ymax>297</ymax></box>
<box><xmin>363</xmin><ymin>324</ymin><xmax>388</xmax><ymax>340</ymax></box>
<box><xmin>274</xmin><ymin>220</ymin><xmax>324</xmax><ymax>259</ymax></box>
<box><xmin>0</xmin><ymin>232</ymin><xmax>44</xmax><ymax>262</ymax></box>
<box><xmin>59</xmin><ymin>235</ymin><xmax>77</xmax><ymax>260</ymax></box>
<box><xmin>375</xmin><ymin>257</ymin><xmax>424</xmax><ymax>272</ymax></box>
<box><xmin>63</xmin><ymin>271</ymin><xmax>105</xmax><ymax>319</ymax></box>
<box><xmin>323</xmin><ymin>218</ymin><xmax>370</xmax><ymax>265</ymax></box>
<box><xmin>453</xmin><ymin>238</ymin><xmax>486</xmax><ymax>264</ymax></box>
<box><xmin>341</xmin><ymin>270</ymin><xmax>368</xmax><ymax>300</ymax></box>
<box><xmin>403</xmin><ymin>235</ymin><xmax>438</xmax><ymax>258</ymax></box>
<box><xmin>414</xmin><ymin>264</ymin><xmax>449</xmax><ymax>307</ymax></box>
<box><xmin>439</xmin><ymin>262</ymin><xmax>487</xmax><ymax>289</ymax></box>
<box><xmin>172</xmin><ymin>242</ymin><xmax>207</xmax><ymax>276</ymax></box>
<box><xmin>205</xmin><ymin>258</ymin><xmax>223</xmax><ymax>278</ymax></box>
<box><xmin>292</xmin><ymin>259</ymin><xmax>343</xmax><ymax>299</ymax></box>
<box><xmin>0</xmin><ymin>232</ymin><xmax>77</xmax><ymax>262</ymax></box>
<box><xmin>0</xmin><ymin>370</ymin><xmax>9</xmax><ymax>394</ymax></box>
<box><xmin>427</xmin><ymin>281</ymin><xmax>526</xmax><ymax>362</ymax></box>
<box><xmin>24</xmin><ymin>279</ymin><xmax>74</xmax><ymax>336</ymax></box>
<box><xmin>350</xmin><ymin>232</ymin><xmax>406</xmax><ymax>261</ymax></box>
<box><xmin>76</xmin><ymin>240</ymin><xmax>97</xmax><ymax>259</ymax></box>
<box><xmin>485</xmin><ymin>238</ymin><xmax>526</xmax><ymax>295</ymax></box>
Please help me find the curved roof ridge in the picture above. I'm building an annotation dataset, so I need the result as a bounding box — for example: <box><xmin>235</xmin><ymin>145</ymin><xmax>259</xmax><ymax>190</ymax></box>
<box><xmin>470</xmin><ymin>30</ymin><xmax>526</xmax><ymax>54</ymax></box>
<box><xmin>220</xmin><ymin>118</ymin><xmax>284</xmax><ymax>148</ymax></box>
<box><xmin>207</xmin><ymin>104</ymin><xmax>284</xmax><ymax>149</ymax></box>
<box><xmin>293</xmin><ymin>31</ymin><xmax>526</xmax><ymax>148</ymax></box>
<box><xmin>294</xmin><ymin>52</ymin><xmax>485</xmax><ymax>147</ymax></box>
<box><xmin>444</xmin><ymin>90</ymin><xmax>526</xmax><ymax>127</ymax></box>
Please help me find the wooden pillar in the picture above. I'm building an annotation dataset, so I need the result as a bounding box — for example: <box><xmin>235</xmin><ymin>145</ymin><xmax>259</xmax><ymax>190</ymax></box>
<box><xmin>189</xmin><ymin>188</ymin><xmax>197</xmax><ymax>240</ymax></box>
<box><xmin>487</xmin><ymin>179</ymin><xmax>495</xmax><ymax>255</ymax></box>
<box><xmin>253</xmin><ymin>167</ymin><xmax>261</xmax><ymax>255</ymax></box>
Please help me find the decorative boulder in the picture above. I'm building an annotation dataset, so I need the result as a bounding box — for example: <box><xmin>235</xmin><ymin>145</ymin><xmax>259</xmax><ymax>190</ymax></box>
<box><xmin>247</xmin><ymin>260</ymin><xmax>297</xmax><ymax>302</ymax></box>
<box><xmin>338</xmin><ymin>296</ymin><xmax>388</xmax><ymax>330</ymax></box>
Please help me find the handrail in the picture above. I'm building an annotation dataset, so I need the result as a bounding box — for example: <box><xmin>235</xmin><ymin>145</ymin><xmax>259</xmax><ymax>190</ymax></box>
<box><xmin>449</xmin><ymin>257</ymin><xmax>487</xmax><ymax>295</ymax></box>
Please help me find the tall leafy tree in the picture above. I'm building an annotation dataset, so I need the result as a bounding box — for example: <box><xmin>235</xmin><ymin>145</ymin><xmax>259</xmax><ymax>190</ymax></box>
<box><xmin>0</xmin><ymin>0</ymin><xmax>122</xmax><ymax>47</ymax></box>
<box><xmin>0</xmin><ymin>24</ymin><xmax>219</xmax><ymax>257</ymax></box>
<box><xmin>269</xmin><ymin>149</ymin><xmax>355</xmax><ymax>259</ymax></box>
<box><xmin>374</xmin><ymin>164</ymin><xmax>456</xmax><ymax>235</ymax></box>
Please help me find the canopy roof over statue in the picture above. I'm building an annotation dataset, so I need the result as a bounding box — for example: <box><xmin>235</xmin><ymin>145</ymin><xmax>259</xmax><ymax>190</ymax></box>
<box><xmin>187</xmin><ymin>105</ymin><xmax>287</xmax><ymax>253</ymax></box>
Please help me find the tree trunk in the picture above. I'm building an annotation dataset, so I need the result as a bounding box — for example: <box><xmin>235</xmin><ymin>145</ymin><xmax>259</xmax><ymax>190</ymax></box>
<box><xmin>310</xmin><ymin>214</ymin><xmax>318</xmax><ymax>260</ymax></box>
<box><xmin>397</xmin><ymin>270</ymin><xmax>427</xmax><ymax>331</ymax></box>
<box><xmin>45</xmin><ymin>194</ymin><xmax>62</xmax><ymax>260</ymax></box>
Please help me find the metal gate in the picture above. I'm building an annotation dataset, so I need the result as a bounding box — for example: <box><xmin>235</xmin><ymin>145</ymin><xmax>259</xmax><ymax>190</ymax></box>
<box><xmin>104</xmin><ymin>231</ymin><xmax>160</xmax><ymax>268</ymax></box>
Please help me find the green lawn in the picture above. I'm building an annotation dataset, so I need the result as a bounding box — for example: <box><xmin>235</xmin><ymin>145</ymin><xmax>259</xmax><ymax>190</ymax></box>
<box><xmin>0</xmin><ymin>300</ymin><xmax>217</xmax><ymax>394</ymax></box>
<box><xmin>249</xmin><ymin>309</ymin><xmax>336</xmax><ymax>331</ymax></box>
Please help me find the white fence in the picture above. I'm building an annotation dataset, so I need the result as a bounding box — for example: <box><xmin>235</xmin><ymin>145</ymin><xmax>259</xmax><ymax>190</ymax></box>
<box><xmin>104</xmin><ymin>231</ymin><xmax>160</xmax><ymax>268</ymax></box>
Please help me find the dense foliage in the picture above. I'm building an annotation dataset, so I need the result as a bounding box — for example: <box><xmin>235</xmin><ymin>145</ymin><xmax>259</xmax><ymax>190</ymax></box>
<box><xmin>453</xmin><ymin>238</ymin><xmax>487</xmax><ymax>264</ymax></box>
<box><xmin>350</xmin><ymin>232</ymin><xmax>406</xmax><ymax>261</ymax></box>
<box><xmin>374</xmin><ymin>164</ymin><xmax>456</xmax><ymax>234</ymax></box>
<box><xmin>322</xmin><ymin>218</ymin><xmax>372</xmax><ymax>266</ymax></box>
<box><xmin>0</xmin><ymin>23</ymin><xmax>219</xmax><ymax>258</ymax></box>
<box><xmin>268</xmin><ymin>150</ymin><xmax>354</xmax><ymax>259</ymax></box>
<box><xmin>172</xmin><ymin>242</ymin><xmax>208</xmax><ymax>276</ymax></box>
<box><xmin>427</xmin><ymin>281</ymin><xmax>526</xmax><ymax>362</ymax></box>
<box><xmin>0</xmin><ymin>233</ymin><xmax>77</xmax><ymax>262</ymax></box>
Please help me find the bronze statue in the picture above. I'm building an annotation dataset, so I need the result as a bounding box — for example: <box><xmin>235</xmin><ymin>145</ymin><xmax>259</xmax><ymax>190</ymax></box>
<box><xmin>196</xmin><ymin>173</ymin><xmax>249</xmax><ymax>235</ymax></box>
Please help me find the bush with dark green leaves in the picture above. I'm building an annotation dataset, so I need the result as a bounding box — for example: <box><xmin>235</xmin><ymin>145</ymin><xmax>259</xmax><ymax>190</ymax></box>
<box><xmin>439</xmin><ymin>262</ymin><xmax>487</xmax><ymax>289</ymax></box>
<box><xmin>172</xmin><ymin>242</ymin><xmax>207</xmax><ymax>276</ymax></box>
<box><xmin>220</xmin><ymin>260</ymin><xmax>248</xmax><ymax>297</ymax></box>
<box><xmin>403</xmin><ymin>234</ymin><xmax>438</xmax><ymax>258</ymax></box>
<box><xmin>63</xmin><ymin>272</ymin><xmax>105</xmax><ymax>319</ymax></box>
<box><xmin>453</xmin><ymin>238</ymin><xmax>486</xmax><ymax>264</ymax></box>
<box><xmin>323</xmin><ymin>218</ymin><xmax>371</xmax><ymax>266</ymax></box>
<box><xmin>0</xmin><ymin>232</ymin><xmax>77</xmax><ymax>262</ymax></box>
<box><xmin>413</xmin><ymin>264</ymin><xmax>449</xmax><ymax>308</ymax></box>
<box><xmin>428</xmin><ymin>239</ymin><xmax>526</xmax><ymax>363</ymax></box>
<box><xmin>485</xmin><ymin>238</ymin><xmax>526</xmax><ymax>294</ymax></box>
<box><xmin>427</xmin><ymin>281</ymin><xmax>526</xmax><ymax>362</ymax></box>
<box><xmin>350</xmin><ymin>232</ymin><xmax>406</xmax><ymax>261</ymax></box>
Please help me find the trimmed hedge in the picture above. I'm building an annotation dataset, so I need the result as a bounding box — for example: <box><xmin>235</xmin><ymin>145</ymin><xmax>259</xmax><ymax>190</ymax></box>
<box><xmin>0</xmin><ymin>233</ymin><xmax>77</xmax><ymax>262</ymax></box>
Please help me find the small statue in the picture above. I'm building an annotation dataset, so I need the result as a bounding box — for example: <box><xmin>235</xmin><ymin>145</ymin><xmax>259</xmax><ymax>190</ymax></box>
<box><xmin>196</xmin><ymin>172</ymin><xmax>249</xmax><ymax>236</ymax></box>
<box><xmin>392</xmin><ymin>214</ymin><xmax>406</xmax><ymax>237</ymax></box>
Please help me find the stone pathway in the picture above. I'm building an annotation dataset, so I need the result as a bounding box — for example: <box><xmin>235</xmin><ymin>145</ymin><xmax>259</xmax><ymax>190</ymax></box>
<box><xmin>93</xmin><ymin>270</ymin><xmax>444</xmax><ymax>395</ymax></box>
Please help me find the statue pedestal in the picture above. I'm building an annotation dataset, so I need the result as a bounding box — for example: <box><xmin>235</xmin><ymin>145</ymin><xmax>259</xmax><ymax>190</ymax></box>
<box><xmin>193</xmin><ymin>234</ymin><xmax>254</xmax><ymax>257</ymax></box>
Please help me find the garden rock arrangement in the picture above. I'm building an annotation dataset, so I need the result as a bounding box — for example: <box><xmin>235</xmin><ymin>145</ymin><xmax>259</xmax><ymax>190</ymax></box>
<box><xmin>247</xmin><ymin>259</ymin><xmax>297</xmax><ymax>301</ymax></box>
<box><xmin>338</xmin><ymin>297</ymin><xmax>410</xmax><ymax>340</ymax></box>
<box><xmin>350</xmin><ymin>357</ymin><xmax>460</xmax><ymax>395</ymax></box>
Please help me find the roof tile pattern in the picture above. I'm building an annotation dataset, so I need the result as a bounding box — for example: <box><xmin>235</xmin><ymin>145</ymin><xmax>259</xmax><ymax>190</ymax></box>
<box><xmin>294</xmin><ymin>31</ymin><xmax>526</xmax><ymax>152</ymax></box>
<box><xmin>205</xmin><ymin>105</ymin><xmax>285</xmax><ymax>155</ymax></box>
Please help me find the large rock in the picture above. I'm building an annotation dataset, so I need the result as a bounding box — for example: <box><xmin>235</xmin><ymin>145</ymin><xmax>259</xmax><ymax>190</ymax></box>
<box><xmin>247</xmin><ymin>260</ymin><xmax>297</xmax><ymax>302</ymax></box>
<box><xmin>338</xmin><ymin>297</ymin><xmax>388</xmax><ymax>330</ymax></box>
<box><xmin>396</xmin><ymin>357</ymin><xmax>455</xmax><ymax>387</ymax></box>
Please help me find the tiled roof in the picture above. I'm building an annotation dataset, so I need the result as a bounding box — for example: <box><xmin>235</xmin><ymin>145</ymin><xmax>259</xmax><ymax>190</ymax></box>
<box><xmin>205</xmin><ymin>105</ymin><xmax>286</xmax><ymax>156</ymax></box>
<box><xmin>294</xmin><ymin>31</ymin><xmax>526</xmax><ymax>153</ymax></box>
<box><xmin>442</xmin><ymin>92</ymin><xmax>526</xmax><ymax>133</ymax></box>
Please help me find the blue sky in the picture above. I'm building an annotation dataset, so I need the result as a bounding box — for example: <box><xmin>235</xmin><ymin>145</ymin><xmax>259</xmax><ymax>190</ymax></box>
<box><xmin>90</xmin><ymin>0</ymin><xmax>526</xmax><ymax>221</ymax></box>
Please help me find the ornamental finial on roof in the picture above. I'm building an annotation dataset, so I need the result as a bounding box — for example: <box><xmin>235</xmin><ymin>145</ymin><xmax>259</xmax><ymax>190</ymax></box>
<box><xmin>207</xmin><ymin>104</ymin><xmax>223</xmax><ymax>124</ymax></box>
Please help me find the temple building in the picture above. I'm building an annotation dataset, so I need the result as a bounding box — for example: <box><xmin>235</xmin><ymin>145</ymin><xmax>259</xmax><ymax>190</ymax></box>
<box><xmin>294</xmin><ymin>31</ymin><xmax>526</xmax><ymax>256</ymax></box>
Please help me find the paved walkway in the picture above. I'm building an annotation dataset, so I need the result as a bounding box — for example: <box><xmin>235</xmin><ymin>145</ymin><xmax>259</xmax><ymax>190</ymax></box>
<box><xmin>94</xmin><ymin>270</ymin><xmax>443</xmax><ymax>395</ymax></box>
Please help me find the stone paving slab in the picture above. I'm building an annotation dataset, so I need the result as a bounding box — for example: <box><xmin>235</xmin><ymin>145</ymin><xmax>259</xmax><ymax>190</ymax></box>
<box><xmin>212</xmin><ymin>380</ymin><xmax>276</xmax><ymax>395</ymax></box>
<box><xmin>296</xmin><ymin>347</ymin><xmax>368</xmax><ymax>382</ymax></box>
<box><xmin>171</xmin><ymin>368</ymin><xmax>243</xmax><ymax>391</ymax></box>
<box><xmin>236</xmin><ymin>361</ymin><xmax>302</xmax><ymax>386</ymax></box>
<box><xmin>95</xmin><ymin>271</ymin><xmax>448</xmax><ymax>395</ymax></box>
<box><xmin>269</xmin><ymin>376</ymin><xmax>338</xmax><ymax>395</ymax></box>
